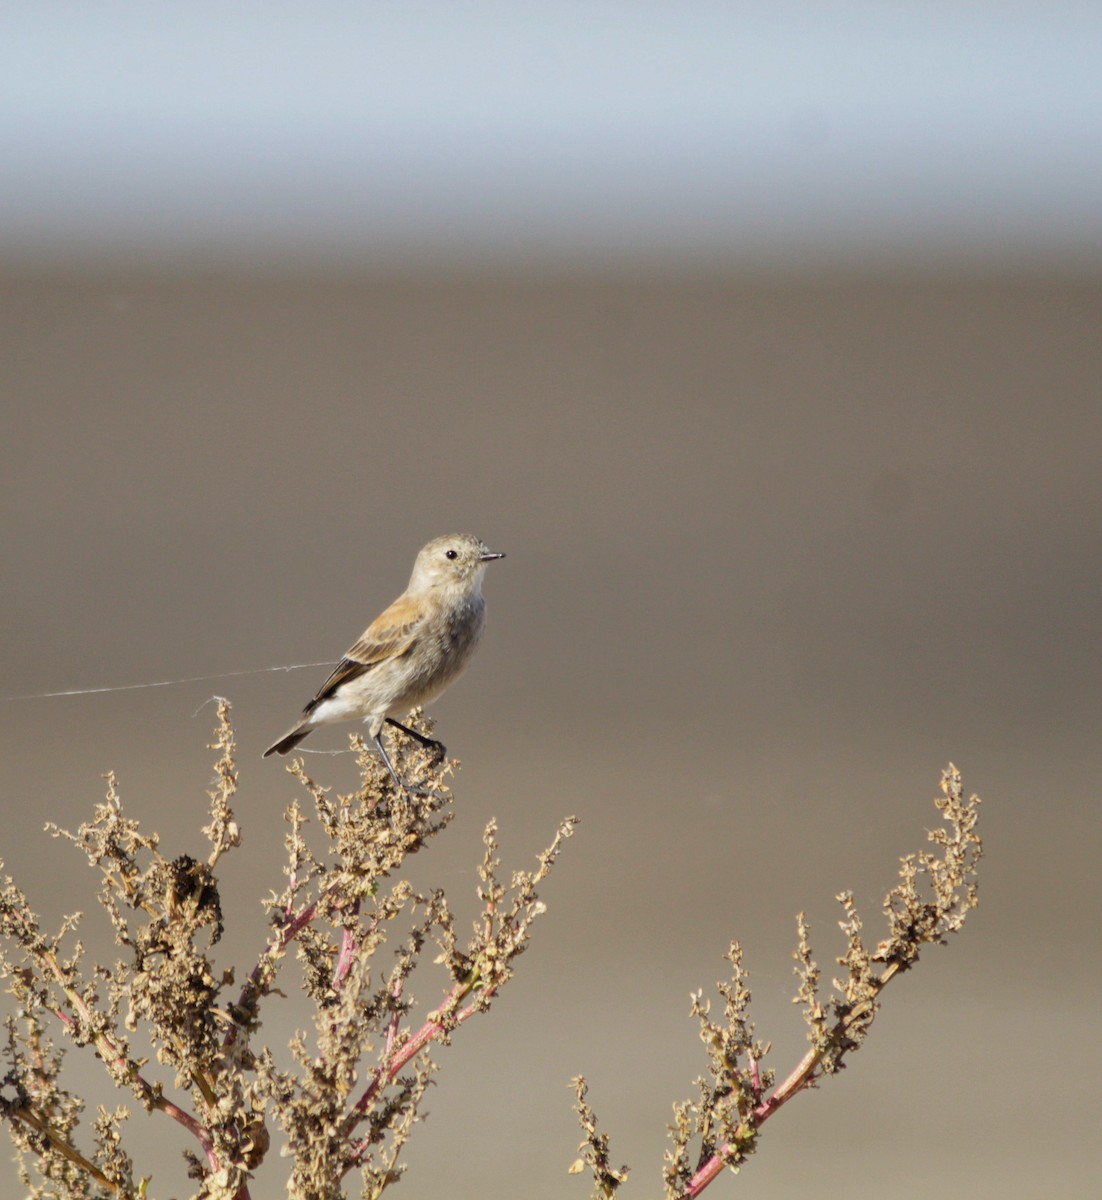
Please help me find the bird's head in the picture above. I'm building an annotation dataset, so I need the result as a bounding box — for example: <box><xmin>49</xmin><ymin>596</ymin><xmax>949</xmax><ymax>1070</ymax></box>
<box><xmin>408</xmin><ymin>533</ymin><xmax>505</xmax><ymax>593</ymax></box>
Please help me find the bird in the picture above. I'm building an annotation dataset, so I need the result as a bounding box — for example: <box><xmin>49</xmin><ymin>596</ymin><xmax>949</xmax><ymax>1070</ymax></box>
<box><xmin>263</xmin><ymin>533</ymin><xmax>505</xmax><ymax>786</ymax></box>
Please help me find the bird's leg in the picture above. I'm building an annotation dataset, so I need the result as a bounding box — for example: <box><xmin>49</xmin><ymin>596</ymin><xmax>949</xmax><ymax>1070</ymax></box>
<box><xmin>385</xmin><ymin>717</ymin><xmax>447</xmax><ymax>761</ymax></box>
<box><xmin>373</xmin><ymin>731</ymin><xmax>406</xmax><ymax>791</ymax></box>
<box><xmin>373</xmin><ymin>729</ymin><xmax>445</xmax><ymax>801</ymax></box>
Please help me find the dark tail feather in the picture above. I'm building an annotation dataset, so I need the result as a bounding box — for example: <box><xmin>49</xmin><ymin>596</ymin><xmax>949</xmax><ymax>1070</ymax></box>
<box><xmin>263</xmin><ymin>725</ymin><xmax>313</xmax><ymax>757</ymax></box>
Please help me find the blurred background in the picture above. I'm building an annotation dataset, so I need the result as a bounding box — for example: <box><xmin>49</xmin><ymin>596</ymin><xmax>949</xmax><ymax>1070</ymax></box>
<box><xmin>2</xmin><ymin>4</ymin><xmax>1100</xmax><ymax>1197</ymax></box>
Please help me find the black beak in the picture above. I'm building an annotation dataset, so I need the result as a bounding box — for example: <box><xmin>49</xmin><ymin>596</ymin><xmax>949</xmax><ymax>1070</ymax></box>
<box><xmin>480</xmin><ymin>550</ymin><xmax>506</xmax><ymax>562</ymax></box>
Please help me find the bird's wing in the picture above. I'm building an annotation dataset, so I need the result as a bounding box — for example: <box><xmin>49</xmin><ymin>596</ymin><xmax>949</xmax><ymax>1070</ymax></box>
<box><xmin>305</xmin><ymin>593</ymin><xmax>425</xmax><ymax>709</ymax></box>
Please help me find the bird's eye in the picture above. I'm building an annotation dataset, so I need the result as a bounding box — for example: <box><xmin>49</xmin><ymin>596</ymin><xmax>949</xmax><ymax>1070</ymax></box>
<box><xmin>445</xmin><ymin>549</ymin><xmax>458</xmax><ymax>560</ymax></box>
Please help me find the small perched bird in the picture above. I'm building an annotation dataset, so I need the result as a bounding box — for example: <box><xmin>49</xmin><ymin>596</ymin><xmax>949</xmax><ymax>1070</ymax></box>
<box><xmin>264</xmin><ymin>534</ymin><xmax>505</xmax><ymax>785</ymax></box>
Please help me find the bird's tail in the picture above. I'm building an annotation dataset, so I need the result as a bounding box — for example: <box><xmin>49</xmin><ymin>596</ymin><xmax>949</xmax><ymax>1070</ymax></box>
<box><xmin>262</xmin><ymin>720</ymin><xmax>315</xmax><ymax>757</ymax></box>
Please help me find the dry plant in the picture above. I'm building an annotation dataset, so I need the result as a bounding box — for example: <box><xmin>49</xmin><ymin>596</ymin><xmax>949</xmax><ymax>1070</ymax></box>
<box><xmin>0</xmin><ymin>701</ymin><xmax>575</xmax><ymax>1199</ymax></box>
<box><xmin>570</xmin><ymin>765</ymin><xmax>982</xmax><ymax>1198</ymax></box>
<box><xmin>0</xmin><ymin>701</ymin><xmax>982</xmax><ymax>1200</ymax></box>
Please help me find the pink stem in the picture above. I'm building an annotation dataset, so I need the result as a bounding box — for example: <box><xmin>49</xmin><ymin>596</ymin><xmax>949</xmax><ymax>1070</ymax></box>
<box><xmin>344</xmin><ymin>997</ymin><xmax>485</xmax><ymax>1170</ymax></box>
<box><xmin>682</xmin><ymin>1027</ymin><xmax>862</xmax><ymax>1197</ymax></box>
<box><xmin>748</xmin><ymin>1054</ymin><xmax>762</xmax><ymax>1103</ymax></box>
<box><xmin>331</xmin><ymin>904</ymin><xmax>366</xmax><ymax>992</ymax></box>
<box><xmin>224</xmin><ymin>877</ymin><xmax>345</xmax><ymax>1049</ymax></box>
<box><xmin>342</xmin><ymin>981</ymin><xmax>493</xmax><ymax>1168</ymax></box>
<box><xmin>51</xmin><ymin>1000</ymin><xmax>218</xmax><ymax>1168</ymax></box>
<box><xmin>384</xmin><ymin>979</ymin><xmax>403</xmax><ymax>1061</ymax></box>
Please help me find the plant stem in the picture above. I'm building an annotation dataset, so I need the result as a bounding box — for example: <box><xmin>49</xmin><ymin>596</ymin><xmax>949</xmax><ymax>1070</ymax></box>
<box><xmin>680</xmin><ymin>963</ymin><xmax>902</xmax><ymax>1198</ymax></box>
<box><xmin>5</xmin><ymin>1104</ymin><xmax>127</xmax><ymax>1196</ymax></box>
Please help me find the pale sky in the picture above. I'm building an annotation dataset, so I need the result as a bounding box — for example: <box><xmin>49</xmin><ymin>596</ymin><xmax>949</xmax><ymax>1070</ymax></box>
<box><xmin>3</xmin><ymin>2</ymin><xmax>1101</xmax><ymax>269</ymax></box>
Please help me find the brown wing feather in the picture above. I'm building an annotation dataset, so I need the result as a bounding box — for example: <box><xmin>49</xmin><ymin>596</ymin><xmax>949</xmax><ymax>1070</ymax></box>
<box><xmin>303</xmin><ymin>593</ymin><xmax>425</xmax><ymax>712</ymax></box>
